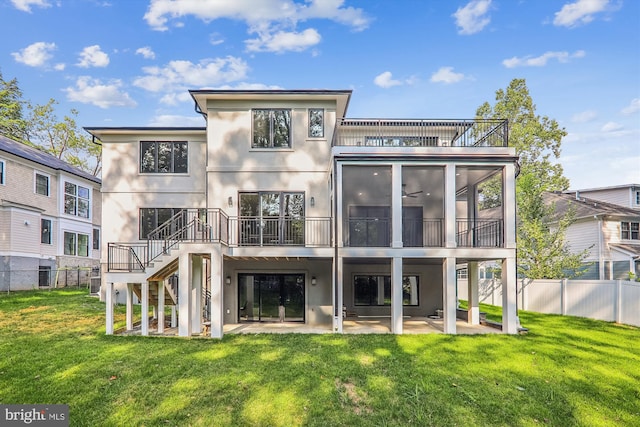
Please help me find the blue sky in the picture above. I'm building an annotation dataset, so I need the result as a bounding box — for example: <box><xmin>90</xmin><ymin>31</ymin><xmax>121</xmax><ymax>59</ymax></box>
<box><xmin>1</xmin><ymin>0</ymin><xmax>638</xmax><ymax>189</ymax></box>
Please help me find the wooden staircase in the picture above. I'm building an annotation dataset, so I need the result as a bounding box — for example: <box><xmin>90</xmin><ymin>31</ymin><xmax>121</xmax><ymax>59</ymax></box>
<box><xmin>132</xmin><ymin>280</ymin><xmax>178</xmax><ymax>307</ymax></box>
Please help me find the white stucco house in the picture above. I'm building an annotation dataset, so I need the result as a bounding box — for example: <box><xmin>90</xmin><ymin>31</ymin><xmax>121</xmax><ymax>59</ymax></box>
<box><xmin>0</xmin><ymin>135</ymin><xmax>101</xmax><ymax>290</ymax></box>
<box><xmin>85</xmin><ymin>89</ymin><xmax>519</xmax><ymax>338</ymax></box>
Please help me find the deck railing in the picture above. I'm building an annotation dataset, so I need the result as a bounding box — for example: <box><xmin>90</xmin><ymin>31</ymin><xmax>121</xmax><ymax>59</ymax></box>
<box><xmin>227</xmin><ymin>216</ymin><xmax>332</xmax><ymax>247</ymax></box>
<box><xmin>456</xmin><ymin>219</ymin><xmax>503</xmax><ymax>247</ymax></box>
<box><xmin>332</xmin><ymin>118</ymin><xmax>508</xmax><ymax>147</ymax></box>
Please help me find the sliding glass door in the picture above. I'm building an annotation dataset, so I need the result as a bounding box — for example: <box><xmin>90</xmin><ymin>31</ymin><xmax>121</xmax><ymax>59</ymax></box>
<box><xmin>238</xmin><ymin>274</ymin><xmax>305</xmax><ymax>322</ymax></box>
<box><xmin>239</xmin><ymin>192</ymin><xmax>304</xmax><ymax>245</ymax></box>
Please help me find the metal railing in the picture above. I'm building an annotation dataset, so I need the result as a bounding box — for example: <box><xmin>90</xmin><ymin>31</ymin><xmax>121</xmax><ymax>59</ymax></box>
<box><xmin>227</xmin><ymin>216</ymin><xmax>332</xmax><ymax>247</ymax></box>
<box><xmin>107</xmin><ymin>243</ymin><xmax>147</xmax><ymax>272</ymax></box>
<box><xmin>403</xmin><ymin>219</ymin><xmax>444</xmax><ymax>247</ymax></box>
<box><xmin>456</xmin><ymin>219</ymin><xmax>503</xmax><ymax>247</ymax></box>
<box><xmin>332</xmin><ymin>118</ymin><xmax>508</xmax><ymax>147</ymax></box>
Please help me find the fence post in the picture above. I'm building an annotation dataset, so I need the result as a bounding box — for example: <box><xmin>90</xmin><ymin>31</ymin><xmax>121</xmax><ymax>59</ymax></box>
<box><xmin>615</xmin><ymin>279</ymin><xmax>622</xmax><ymax>324</ymax></box>
<box><xmin>561</xmin><ymin>278</ymin><xmax>568</xmax><ymax>315</ymax></box>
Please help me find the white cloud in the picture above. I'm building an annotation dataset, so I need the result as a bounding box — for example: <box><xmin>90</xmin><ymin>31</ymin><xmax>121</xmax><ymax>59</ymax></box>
<box><xmin>374</xmin><ymin>71</ymin><xmax>401</xmax><ymax>89</ymax></box>
<box><xmin>77</xmin><ymin>45</ymin><xmax>110</xmax><ymax>68</ymax></box>
<box><xmin>64</xmin><ymin>76</ymin><xmax>136</xmax><ymax>109</ymax></box>
<box><xmin>452</xmin><ymin>0</ymin><xmax>491</xmax><ymax>35</ymax></box>
<box><xmin>502</xmin><ymin>50</ymin><xmax>585</xmax><ymax>68</ymax></box>
<box><xmin>571</xmin><ymin>110</ymin><xmax>597</xmax><ymax>123</ymax></box>
<box><xmin>148</xmin><ymin>114</ymin><xmax>205</xmax><ymax>127</ymax></box>
<box><xmin>132</xmin><ymin>56</ymin><xmax>249</xmax><ymax>97</ymax></box>
<box><xmin>601</xmin><ymin>121</ymin><xmax>623</xmax><ymax>132</ymax></box>
<box><xmin>209</xmin><ymin>33</ymin><xmax>225</xmax><ymax>46</ymax></box>
<box><xmin>554</xmin><ymin>0</ymin><xmax>610</xmax><ymax>27</ymax></box>
<box><xmin>136</xmin><ymin>46</ymin><xmax>156</xmax><ymax>60</ymax></box>
<box><xmin>246</xmin><ymin>28</ymin><xmax>321</xmax><ymax>53</ymax></box>
<box><xmin>144</xmin><ymin>0</ymin><xmax>370</xmax><ymax>31</ymax></box>
<box><xmin>10</xmin><ymin>0</ymin><xmax>50</xmax><ymax>12</ymax></box>
<box><xmin>11</xmin><ymin>42</ymin><xmax>56</xmax><ymax>67</ymax></box>
<box><xmin>143</xmin><ymin>0</ymin><xmax>369</xmax><ymax>53</ymax></box>
<box><xmin>430</xmin><ymin>67</ymin><xmax>465</xmax><ymax>84</ymax></box>
<box><xmin>621</xmin><ymin>98</ymin><xmax>640</xmax><ymax>115</ymax></box>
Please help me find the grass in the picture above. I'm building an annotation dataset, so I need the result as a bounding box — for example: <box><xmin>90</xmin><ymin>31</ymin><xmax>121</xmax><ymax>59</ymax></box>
<box><xmin>1</xmin><ymin>289</ymin><xmax>639</xmax><ymax>426</ymax></box>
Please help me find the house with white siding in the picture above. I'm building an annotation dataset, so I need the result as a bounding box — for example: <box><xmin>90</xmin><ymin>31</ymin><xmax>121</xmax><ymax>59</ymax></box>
<box><xmin>568</xmin><ymin>184</ymin><xmax>640</xmax><ymax>210</ymax></box>
<box><xmin>86</xmin><ymin>89</ymin><xmax>519</xmax><ymax>338</ymax></box>
<box><xmin>545</xmin><ymin>191</ymin><xmax>640</xmax><ymax>280</ymax></box>
<box><xmin>0</xmin><ymin>135</ymin><xmax>101</xmax><ymax>290</ymax></box>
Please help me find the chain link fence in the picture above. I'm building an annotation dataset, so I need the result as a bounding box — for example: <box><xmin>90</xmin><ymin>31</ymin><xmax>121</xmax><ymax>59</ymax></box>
<box><xmin>0</xmin><ymin>267</ymin><xmax>101</xmax><ymax>293</ymax></box>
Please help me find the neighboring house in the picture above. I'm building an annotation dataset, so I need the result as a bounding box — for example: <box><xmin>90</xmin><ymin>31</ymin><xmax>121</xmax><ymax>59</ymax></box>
<box><xmin>545</xmin><ymin>191</ymin><xmax>640</xmax><ymax>280</ymax></box>
<box><xmin>86</xmin><ymin>89</ymin><xmax>519</xmax><ymax>338</ymax></box>
<box><xmin>568</xmin><ymin>184</ymin><xmax>640</xmax><ymax>210</ymax></box>
<box><xmin>0</xmin><ymin>135</ymin><xmax>101</xmax><ymax>290</ymax></box>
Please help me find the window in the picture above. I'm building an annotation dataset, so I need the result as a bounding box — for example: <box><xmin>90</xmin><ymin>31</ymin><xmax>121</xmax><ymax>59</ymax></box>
<box><xmin>64</xmin><ymin>231</ymin><xmax>89</xmax><ymax>256</ymax></box>
<box><xmin>354</xmin><ymin>275</ymin><xmax>419</xmax><ymax>306</ymax></box>
<box><xmin>35</xmin><ymin>173</ymin><xmax>49</xmax><ymax>196</ymax></box>
<box><xmin>93</xmin><ymin>228</ymin><xmax>100</xmax><ymax>250</ymax></box>
<box><xmin>139</xmin><ymin>208</ymin><xmax>185</xmax><ymax>239</ymax></box>
<box><xmin>0</xmin><ymin>160</ymin><xmax>5</xmax><ymax>185</ymax></box>
<box><xmin>252</xmin><ymin>109</ymin><xmax>291</xmax><ymax>148</ymax></box>
<box><xmin>309</xmin><ymin>109</ymin><xmax>324</xmax><ymax>138</ymax></box>
<box><xmin>348</xmin><ymin>206</ymin><xmax>391</xmax><ymax>247</ymax></box>
<box><xmin>64</xmin><ymin>182</ymin><xmax>90</xmax><ymax>218</ymax></box>
<box><xmin>635</xmin><ymin>190</ymin><xmax>640</xmax><ymax>206</ymax></box>
<box><xmin>239</xmin><ymin>192</ymin><xmax>304</xmax><ymax>245</ymax></box>
<box><xmin>140</xmin><ymin>141</ymin><xmax>188</xmax><ymax>173</ymax></box>
<box><xmin>621</xmin><ymin>222</ymin><xmax>639</xmax><ymax>240</ymax></box>
<box><xmin>41</xmin><ymin>219</ymin><xmax>52</xmax><ymax>244</ymax></box>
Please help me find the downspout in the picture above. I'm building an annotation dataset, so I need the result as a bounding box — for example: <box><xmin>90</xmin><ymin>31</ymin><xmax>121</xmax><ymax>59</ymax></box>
<box><xmin>596</xmin><ymin>215</ymin><xmax>604</xmax><ymax>279</ymax></box>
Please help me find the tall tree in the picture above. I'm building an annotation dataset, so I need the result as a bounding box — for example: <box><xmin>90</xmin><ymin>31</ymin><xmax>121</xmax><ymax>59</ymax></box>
<box><xmin>476</xmin><ymin>78</ymin><xmax>586</xmax><ymax>278</ymax></box>
<box><xmin>0</xmin><ymin>69</ymin><xmax>28</xmax><ymax>141</ymax></box>
<box><xmin>26</xmin><ymin>99</ymin><xmax>101</xmax><ymax>176</ymax></box>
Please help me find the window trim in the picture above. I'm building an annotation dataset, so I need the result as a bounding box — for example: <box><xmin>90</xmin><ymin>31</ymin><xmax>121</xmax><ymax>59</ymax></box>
<box><xmin>34</xmin><ymin>171</ymin><xmax>50</xmax><ymax>196</ymax></box>
<box><xmin>634</xmin><ymin>190</ymin><xmax>640</xmax><ymax>206</ymax></box>
<box><xmin>93</xmin><ymin>228</ymin><xmax>100</xmax><ymax>250</ymax></box>
<box><xmin>63</xmin><ymin>231</ymin><xmax>89</xmax><ymax>257</ymax></box>
<box><xmin>64</xmin><ymin>181</ymin><xmax>91</xmax><ymax>219</ymax></box>
<box><xmin>621</xmin><ymin>221</ymin><xmax>640</xmax><ymax>240</ymax></box>
<box><xmin>139</xmin><ymin>141</ymin><xmax>189</xmax><ymax>174</ymax></box>
<box><xmin>41</xmin><ymin>218</ymin><xmax>52</xmax><ymax>245</ymax></box>
<box><xmin>308</xmin><ymin>108</ymin><xmax>324</xmax><ymax>138</ymax></box>
<box><xmin>251</xmin><ymin>109</ymin><xmax>292</xmax><ymax>149</ymax></box>
<box><xmin>0</xmin><ymin>159</ymin><xmax>5</xmax><ymax>185</ymax></box>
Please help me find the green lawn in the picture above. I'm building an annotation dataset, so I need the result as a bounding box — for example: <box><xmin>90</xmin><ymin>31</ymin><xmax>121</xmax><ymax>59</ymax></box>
<box><xmin>1</xmin><ymin>289</ymin><xmax>638</xmax><ymax>426</ymax></box>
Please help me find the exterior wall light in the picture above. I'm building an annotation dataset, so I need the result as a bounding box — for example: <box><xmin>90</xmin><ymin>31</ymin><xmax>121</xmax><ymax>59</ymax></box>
<box><xmin>311</xmin><ymin>276</ymin><xmax>317</xmax><ymax>285</ymax></box>
<box><xmin>228</xmin><ymin>197</ymin><xmax>233</xmax><ymax>207</ymax></box>
<box><xmin>310</xmin><ymin>197</ymin><xmax>315</xmax><ymax>207</ymax></box>
<box><xmin>226</xmin><ymin>276</ymin><xmax>231</xmax><ymax>285</ymax></box>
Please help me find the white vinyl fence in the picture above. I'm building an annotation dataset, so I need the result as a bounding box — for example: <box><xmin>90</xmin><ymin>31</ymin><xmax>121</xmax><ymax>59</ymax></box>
<box><xmin>457</xmin><ymin>278</ymin><xmax>640</xmax><ymax>327</ymax></box>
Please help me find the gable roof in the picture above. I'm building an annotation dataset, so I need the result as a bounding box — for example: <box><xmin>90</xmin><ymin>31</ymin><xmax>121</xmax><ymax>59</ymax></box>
<box><xmin>544</xmin><ymin>192</ymin><xmax>640</xmax><ymax>220</ymax></box>
<box><xmin>0</xmin><ymin>135</ymin><xmax>101</xmax><ymax>185</ymax></box>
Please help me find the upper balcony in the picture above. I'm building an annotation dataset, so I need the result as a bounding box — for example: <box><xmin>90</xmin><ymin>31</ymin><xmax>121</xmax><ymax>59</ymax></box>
<box><xmin>332</xmin><ymin>118</ymin><xmax>508</xmax><ymax>148</ymax></box>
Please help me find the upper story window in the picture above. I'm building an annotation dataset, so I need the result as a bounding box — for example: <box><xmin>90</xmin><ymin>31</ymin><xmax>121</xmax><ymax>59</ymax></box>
<box><xmin>621</xmin><ymin>221</ymin><xmax>639</xmax><ymax>240</ymax></box>
<box><xmin>140</xmin><ymin>141</ymin><xmax>188</xmax><ymax>173</ymax></box>
<box><xmin>0</xmin><ymin>159</ymin><xmax>5</xmax><ymax>185</ymax></box>
<box><xmin>35</xmin><ymin>172</ymin><xmax>49</xmax><ymax>196</ymax></box>
<box><xmin>252</xmin><ymin>109</ymin><xmax>291</xmax><ymax>148</ymax></box>
<box><xmin>139</xmin><ymin>208</ymin><xmax>184</xmax><ymax>239</ymax></box>
<box><xmin>635</xmin><ymin>190</ymin><xmax>640</xmax><ymax>206</ymax></box>
<box><xmin>64</xmin><ymin>182</ymin><xmax>90</xmax><ymax>218</ymax></box>
<box><xmin>309</xmin><ymin>109</ymin><xmax>324</xmax><ymax>138</ymax></box>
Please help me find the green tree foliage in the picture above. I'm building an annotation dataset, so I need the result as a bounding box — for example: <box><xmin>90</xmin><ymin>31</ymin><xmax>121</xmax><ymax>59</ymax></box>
<box><xmin>0</xmin><ymin>71</ymin><xmax>101</xmax><ymax>176</ymax></box>
<box><xmin>0</xmin><ymin>69</ymin><xmax>28</xmax><ymax>141</ymax></box>
<box><xmin>476</xmin><ymin>78</ymin><xmax>586</xmax><ymax>278</ymax></box>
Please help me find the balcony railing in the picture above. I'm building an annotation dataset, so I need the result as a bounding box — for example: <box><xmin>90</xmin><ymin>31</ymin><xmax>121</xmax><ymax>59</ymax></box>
<box><xmin>332</xmin><ymin>118</ymin><xmax>508</xmax><ymax>148</ymax></box>
<box><xmin>227</xmin><ymin>216</ymin><xmax>332</xmax><ymax>247</ymax></box>
<box><xmin>456</xmin><ymin>219</ymin><xmax>503</xmax><ymax>247</ymax></box>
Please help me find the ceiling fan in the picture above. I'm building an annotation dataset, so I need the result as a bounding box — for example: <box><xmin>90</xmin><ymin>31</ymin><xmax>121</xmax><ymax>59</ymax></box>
<box><xmin>402</xmin><ymin>184</ymin><xmax>423</xmax><ymax>198</ymax></box>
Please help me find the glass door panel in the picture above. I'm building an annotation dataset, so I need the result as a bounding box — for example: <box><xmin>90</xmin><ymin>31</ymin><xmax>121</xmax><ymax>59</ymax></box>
<box><xmin>238</xmin><ymin>273</ymin><xmax>305</xmax><ymax>322</ymax></box>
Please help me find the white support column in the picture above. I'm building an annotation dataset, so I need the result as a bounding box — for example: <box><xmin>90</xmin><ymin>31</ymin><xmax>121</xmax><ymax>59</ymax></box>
<box><xmin>126</xmin><ymin>283</ymin><xmax>134</xmax><ymax>331</ymax></box>
<box><xmin>171</xmin><ymin>306</ymin><xmax>177</xmax><ymax>328</ymax></box>
<box><xmin>501</xmin><ymin>257</ymin><xmax>518</xmax><ymax>334</ymax></box>
<box><xmin>178</xmin><ymin>252</ymin><xmax>192</xmax><ymax>337</ymax></box>
<box><xmin>443</xmin><ymin>257</ymin><xmax>457</xmax><ymax>334</ymax></box>
<box><xmin>503</xmin><ymin>164</ymin><xmax>517</xmax><ymax>249</ymax></box>
<box><xmin>157</xmin><ymin>281</ymin><xmax>165</xmax><ymax>334</ymax></box>
<box><xmin>333</xmin><ymin>256</ymin><xmax>344</xmax><ymax>333</ymax></box>
<box><xmin>105</xmin><ymin>282</ymin><xmax>114</xmax><ymax>335</ymax></box>
<box><xmin>209</xmin><ymin>248</ymin><xmax>223</xmax><ymax>338</ymax></box>
<box><xmin>141</xmin><ymin>281</ymin><xmax>149</xmax><ymax>336</ymax></box>
<box><xmin>191</xmin><ymin>255</ymin><xmax>203</xmax><ymax>334</ymax></box>
<box><xmin>444</xmin><ymin>164</ymin><xmax>457</xmax><ymax>248</ymax></box>
<box><xmin>467</xmin><ymin>261</ymin><xmax>480</xmax><ymax>325</ymax></box>
<box><xmin>391</xmin><ymin>257</ymin><xmax>403</xmax><ymax>334</ymax></box>
<box><xmin>392</xmin><ymin>164</ymin><xmax>403</xmax><ymax>248</ymax></box>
